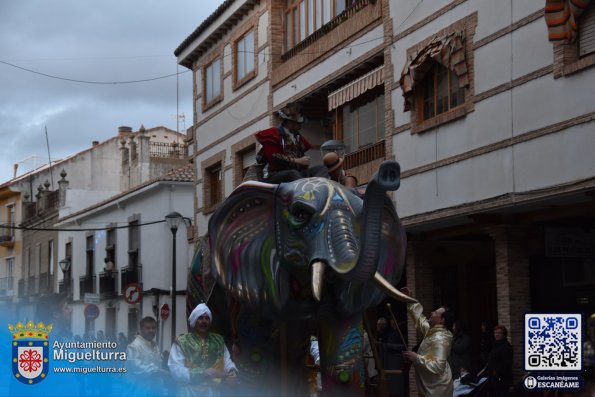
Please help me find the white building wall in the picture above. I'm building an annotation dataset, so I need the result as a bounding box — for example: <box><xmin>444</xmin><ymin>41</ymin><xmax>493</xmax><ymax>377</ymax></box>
<box><xmin>57</xmin><ymin>182</ymin><xmax>193</xmax><ymax>343</ymax></box>
<box><xmin>390</xmin><ymin>0</ymin><xmax>595</xmax><ymax>218</ymax></box>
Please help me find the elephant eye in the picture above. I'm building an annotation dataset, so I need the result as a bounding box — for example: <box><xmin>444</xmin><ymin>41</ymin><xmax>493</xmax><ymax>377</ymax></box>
<box><xmin>289</xmin><ymin>203</ymin><xmax>314</xmax><ymax>228</ymax></box>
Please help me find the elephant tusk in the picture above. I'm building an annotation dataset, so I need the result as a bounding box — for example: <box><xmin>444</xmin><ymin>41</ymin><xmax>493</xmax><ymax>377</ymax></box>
<box><xmin>373</xmin><ymin>272</ymin><xmax>418</xmax><ymax>304</ymax></box>
<box><xmin>311</xmin><ymin>261</ymin><xmax>325</xmax><ymax>302</ymax></box>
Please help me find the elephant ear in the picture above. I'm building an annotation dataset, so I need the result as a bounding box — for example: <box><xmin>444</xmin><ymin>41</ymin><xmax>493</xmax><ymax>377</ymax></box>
<box><xmin>208</xmin><ymin>181</ymin><xmax>289</xmax><ymax>310</ymax></box>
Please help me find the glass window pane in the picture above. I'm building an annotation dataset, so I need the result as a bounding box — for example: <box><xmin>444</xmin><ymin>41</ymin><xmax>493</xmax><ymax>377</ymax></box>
<box><xmin>293</xmin><ymin>10</ymin><xmax>298</xmax><ymax>45</ymax></box>
<box><xmin>342</xmin><ymin>105</ymin><xmax>356</xmax><ymax>153</ymax></box>
<box><xmin>436</xmin><ymin>66</ymin><xmax>448</xmax><ymax>115</ymax></box>
<box><xmin>308</xmin><ymin>0</ymin><xmax>314</xmax><ymax>35</ymax></box>
<box><xmin>449</xmin><ymin>70</ymin><xmax>460</xmax><ymax>108</ymax></box>
<box><xmin>358</xmin><ymin>100</ymin><xmax>375</xmax><ymax>148</ymax></box>
<box><xmin>377</xmin><ymin>94</ymin><xmax>385</xmax><ymax>140</ymax></box>
<box><xmin>206</xmin><ymin>64</ymin><xmax>213</xmax><ymax>102</ymax></box>
<box><xmin>245</xmin><ymin>32</ymin><xmax>254</xmax><ymax>74</ymax></box>
<box><xmin>323</xmin><ymin>0</ymin><xmax>331</xmax><ymax>24</ymax></box>
<box><xmin>237</xmin><ymin>39</ymin><xmax>245</xmax><ymax>80</ymax></box>
<box><xmin>213</xmin><ymin>59</ymin><xmax>221</xmax><ymax>98</ymax></box>
<box><xmin>336</xmin><ymin>0</ymin><xmax>346</xmax><ymax>15</ymax></box>
<box><xmin>316</xmin><ymin>0</ymin><xmax>323</xmax><ymax>28</ymax></box>
<box><xmin>286</xmin><ymin>13</ymin><xmax>292</xmax><ymax>49</ymax></box>
<box><xmin>300</xmin><ymin>1</ymin><xmax>306</xmax><ymax>41</ymax></box>
<box><xmin>422</xmin><ymin>73</ymin><xmax>435</xmax><ymax>120</ymax></box>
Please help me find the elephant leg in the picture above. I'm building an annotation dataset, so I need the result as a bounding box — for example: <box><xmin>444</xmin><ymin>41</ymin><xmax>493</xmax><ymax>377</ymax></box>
<box><xmin>318</xmin><ymin>315</ymin><xmax>365</xmax><ymax>397</ymax></box>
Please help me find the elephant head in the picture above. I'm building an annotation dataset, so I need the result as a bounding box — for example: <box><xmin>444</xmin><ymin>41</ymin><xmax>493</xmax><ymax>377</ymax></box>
<box><xmin>188</xmin><ymin>160</ymin><xmax>415</xmax><ymax>321</ymax></box>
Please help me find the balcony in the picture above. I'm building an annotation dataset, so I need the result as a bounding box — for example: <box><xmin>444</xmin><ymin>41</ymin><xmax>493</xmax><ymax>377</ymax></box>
<box><xmin>0</xmin><ymin>223</ymin><xmax>15</xmax><ymax>248</ymax></box>
<box><xmin>149</xmin><ymin>142</ymin><xmax>188</xmax><ymax>159</ymax></box>
<box><xmin>99</xmin><ymin>272</ymin><xmax>117</xmax><ymax>298</ymax></box>
<box><xmin>79</xmin><ymin>275</ymin><xmax>96</xmax><ymax>295</ymax></box>
<box><xmin>120</xmin><ymin>266</ymin><xmax>140</xmax><ymax>290</ymax></box>
<box><xmin>0</xmin><ymin>277</ymin><xmax>14</xmax><ymax>297</ymax></box>
<box><xmin>27</xmin><ymin>275</ymin><xmax>37</xmax><ymax>296</ymax></box>
<box><xmin>38</xmin><ymin>272</ymin><xmax>52</xmax><ymax>294</ymax></box>
<box><xmin>344</xmin><ymin>140</ymin><xmax>386</xmax><ymax>169</ymax></box>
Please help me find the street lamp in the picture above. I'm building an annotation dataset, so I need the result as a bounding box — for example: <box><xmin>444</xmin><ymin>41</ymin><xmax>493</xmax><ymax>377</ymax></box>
<box><xmin>165</xmin><ymin>211</ymin><xmax>183</xmax><ymax>342</ymax></box>
<box><xmin>59</xmin><ymin>258</ymin><xmax>71</xmax><ymax>297</ymax></box>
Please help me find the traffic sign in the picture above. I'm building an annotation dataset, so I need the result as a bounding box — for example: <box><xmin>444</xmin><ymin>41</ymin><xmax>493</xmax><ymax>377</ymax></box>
<box><xmin>84</xmin><ymin>304</ymin><xmax>100</xmax><ymax>320</ymax></box>
<box><xmin>123</xmin><ymin>283</ymin><xmax>142</xmax><ymax>304</ymax></box>
<box><xmin>160</xmin><ymin>303</ymin><xmax>170</xmax><ymax>321</ymax></box>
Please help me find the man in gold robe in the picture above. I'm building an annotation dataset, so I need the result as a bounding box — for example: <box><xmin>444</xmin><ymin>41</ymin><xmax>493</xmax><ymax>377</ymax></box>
<box><xmin>401</xmin><ymin>287</ymin><xmax>454</xmax><ymax>397</ymax></box>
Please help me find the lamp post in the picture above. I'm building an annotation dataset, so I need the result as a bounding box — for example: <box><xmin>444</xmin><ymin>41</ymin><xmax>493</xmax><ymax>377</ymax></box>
<box><xmin>165</xmin><ymin>211</ymin><xmax>183</xmax><ymax>342</ymax></box>
<box><xmin>59</xmin><ymin>258</ymin><xmax>71</xmax><ymax>297</ymax></box>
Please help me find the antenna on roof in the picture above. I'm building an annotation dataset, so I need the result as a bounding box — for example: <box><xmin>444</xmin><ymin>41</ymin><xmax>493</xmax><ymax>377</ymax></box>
<box><xmin>45</xmin><ymin>126</ymin><xmax>54</xmax><ymax>190</ymax></box>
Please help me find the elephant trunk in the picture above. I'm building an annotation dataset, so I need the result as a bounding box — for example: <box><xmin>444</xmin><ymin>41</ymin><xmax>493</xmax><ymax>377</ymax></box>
<box><xmin>345</xmin><ymin>160</ymin><xmax>401</xmax><ymax>282</ymax></box>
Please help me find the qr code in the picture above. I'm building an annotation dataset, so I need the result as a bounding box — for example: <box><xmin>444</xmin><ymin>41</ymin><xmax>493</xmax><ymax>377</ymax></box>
<box><xmin>525</xmin><ymin>314</ymin><xmax>582</xmax><ymax>371</ymax></box>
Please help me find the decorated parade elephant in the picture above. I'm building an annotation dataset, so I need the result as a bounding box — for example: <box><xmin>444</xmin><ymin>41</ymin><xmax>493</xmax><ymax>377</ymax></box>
<box><xmin>186</xmin><ymin>160</ymin><xmax>416</xmax><ymax>396</ymax></box>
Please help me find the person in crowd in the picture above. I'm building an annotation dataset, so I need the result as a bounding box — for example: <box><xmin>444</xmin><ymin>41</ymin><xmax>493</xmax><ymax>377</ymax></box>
<box><xmin>255</xmin><ymin>102</ymin><xmax>326</xmax><ymax>183</ymax></box>
<box><xmin>483</xmin><ymin>325</ymin><xmax>513</xmax><ymax>396</ymax></box>
<box><xmin>35</xmin><ymin>293</ymin><xmax>72</xmax><ymax>341</ymax></box>
<box><xmin>400</xmin><ymin>287</ymin><xmax>454</xmax><ymax>397</ymax></box>
<box><xmin>118</xmin><ymin>331</ymin><xmax>129</xmax><ymax>351</ymax></box>
<box><xmin>127</xmin><ymin>316</ymin><xmax>169</xmax><ymax>393</ymax></box>
<box><xmin>479</xmin><ymin>320</ymin><xmax>494</xmax><ymax>369</ymax></box>
<box><xmin>323</xmin><ymin>152</ymin><xmax>345</xmax><ymax>184</ymax></box>
<box><xmin>168</xmin><ymin>303</ymin><xmax>238</xmax><ymax>396</ymax></box>
<box><xmin>448</xmin><ymin>320</ymin><xmax>472</xmax><ymax>380</ymax></box>
<box><xmin>96</xmin><ymin>329</ymin><xmax>106</xmax><ymax>343</ymax></box>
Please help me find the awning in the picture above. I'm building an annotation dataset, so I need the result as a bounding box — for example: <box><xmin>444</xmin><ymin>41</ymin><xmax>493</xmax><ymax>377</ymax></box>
<box><xmin>328</xmin><ymin>65</ymin><xmax>384</xmax><ymax>111</ymax></box>
<box><xmin>545</xmin><ymin>0</ymin><xmax>592</xmax><ymax>43</ymax></box>
<box><xmin>399</xmin><ymin>31</ymin><xmax>468</xmax><ymax>112</ymax></box>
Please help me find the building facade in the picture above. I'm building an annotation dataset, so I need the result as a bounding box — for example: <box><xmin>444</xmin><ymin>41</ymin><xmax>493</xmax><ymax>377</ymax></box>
<box><xmin>176</xmin><ymin>0</ymin><xmax>595</xmax><ymax>393</ymax></box>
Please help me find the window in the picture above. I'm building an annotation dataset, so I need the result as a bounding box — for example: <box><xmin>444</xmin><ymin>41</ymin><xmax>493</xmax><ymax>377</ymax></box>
<box><xmin>400</xmin><ymin>14</ymin><xmax>477</xmax><ymax>133</ymax></box>
<box><xmin>128</xmin><ymin>219</ymin><xmax>139</xmax><ymax>271</ymax></box>
<box><xmin>285</xmin><ymin>0</ymin><xmax>349</xmax><ymax>50</ymax></box>
<box><xmin>106</xmin><ymin>228</ymin><xmax>116</xmax><ymax>269</ymax></box>
<box><xmin>86</xmin><ymin>235</ymin><xmax>94</xmax><ymax>277</ymax></box>
<box><xmin>48</xmin><ymin>240</ymin><xmax>54</xmax><ymax>275</ymax></box>
<box><xmin>579</xmin><ymin>4</ymin><xmax>595</xmax><ymax>57</ymax></box>
<box><xmin>235</xmin><ymin>30</ymin><xmax>255</xmax><ymax>86</ymax></box>
<box><xmin>204</xmin><ymin>58</ymin><xmax>222</xmax><ymax>106</ymax></box>
<box><xmin>341</xmin><ymin>87</ymin><xmax>385</xmax><ymax>154</ymax></box>
<box><xmin>418</xmin><ymin>63</ymin><xmax>465</xmax><ymax>121</ymax></box>
<box><xmin>207</xmin><ymin>163</ymin><xmax>223</xmax><ymax>209</ymax></box>
<box><xmin>7</xmin><ymin>258</ymin><xmax>14</xmax><ymax>291</ymax></box>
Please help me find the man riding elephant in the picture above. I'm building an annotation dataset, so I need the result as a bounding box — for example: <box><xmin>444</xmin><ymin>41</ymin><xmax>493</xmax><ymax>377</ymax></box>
<box><xmin>255</xmin><ymin>102</ymin><xmax>327</xmax><ymax>183</ymax></box>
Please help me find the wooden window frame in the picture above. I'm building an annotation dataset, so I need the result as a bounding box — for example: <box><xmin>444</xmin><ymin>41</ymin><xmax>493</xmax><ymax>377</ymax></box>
<box><xmin>552</xmin><ymin>3</ymin><xmax>595</xmax><ymax>78</ymax></box>
<box><xmin>284</xmin><ymin>0</ymin><xmax>349</xmax><ymax>51</ymax></box>
<box><xmin>339</xmin><ymin>86</ymin><xmax>385</xmax><ymax>155</ymax></box>
<box><xmin>405</xmin><ymin>13</ymin><xmax>477</xmax><ymax>134</ymax></box>
<box><xmin>202</xmin><ymin>56</ymin><xmax>223</xmax><ymax>111</ymax></box>
<box><xmin>201</xmin><ymin>151</ymin><xmax>226</xmax><ymax>214</ymax></box>
<box><xmin>233</xmin><ymin>29</ymin><xmax>257</xmax><ymax>89</ymax></box>
<box><xmin>416</xmin><ymin>64</ymin><xmax>466</xmax><ymax>123</ymax></box>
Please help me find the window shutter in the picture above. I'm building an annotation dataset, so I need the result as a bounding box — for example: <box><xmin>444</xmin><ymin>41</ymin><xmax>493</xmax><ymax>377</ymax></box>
<box><xmin>242</xmin><ymin>149</ymin><xmax>257</xmax><ymax>168</ymax></box>
<box><xmin>580</xmin><ymin>5</ymin><xmax>595</xmax><ymax>56</ymax></box>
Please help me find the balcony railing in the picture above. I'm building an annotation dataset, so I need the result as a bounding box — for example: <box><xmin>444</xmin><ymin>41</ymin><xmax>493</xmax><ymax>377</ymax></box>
<box><xmin>0</xmin><ymin>277</ymin><xmax>14</xmax><ymax>297</ymax></box>
<box><xmin>79</xmin><ymin>275</ymin><xmax>96</xmax><ymax>295</ymax></box>
<box><xmin>99</xmin><ymin>272</ymin><xmax>116</xmax><ymax>298</ymax></box>
<box><xmin>27</xmin><ymin>276</ymin><xmax>37</xmax><ymax>295</ymax></box>
<box><xmin>344</xmin><ymin>140</ymin><xmax>386</xmax><ymax>169</ymax></box>
<box><xmin>0</xmin><ymin>223</ymin><xmax>15</xmax><ymax>246</ymax></box>
<box><xmin>120</xmin><ymin>266</ymin><xmax>140</xmax><ymax>290</ymax></box>
<box><xmin>149</xmin><ymin>142</ymin><xmax>187</xmax><ymax>159</ymax></box>
<box><xmin>282</xmin><ymin>0</ymin><xmax>370</xmax><ymax>61</ymax></box>
<box><xmin>38</xmin><ymin>272</ymin><xmax>52</xmax><ymax>294</ymax></box>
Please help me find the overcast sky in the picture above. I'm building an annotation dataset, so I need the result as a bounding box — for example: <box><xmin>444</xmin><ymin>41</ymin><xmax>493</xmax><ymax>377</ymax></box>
<box><xmin>0</xmin><ymin>0</ymin><xmax>225</xmax><ymax>183</ymax></box>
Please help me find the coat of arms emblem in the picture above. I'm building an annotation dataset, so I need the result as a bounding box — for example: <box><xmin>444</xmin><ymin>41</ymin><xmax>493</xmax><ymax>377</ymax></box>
<box><xmin>9</xmin><ymin>320</ymin><xmax>52</xmax><ymax>385</ymax></box>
